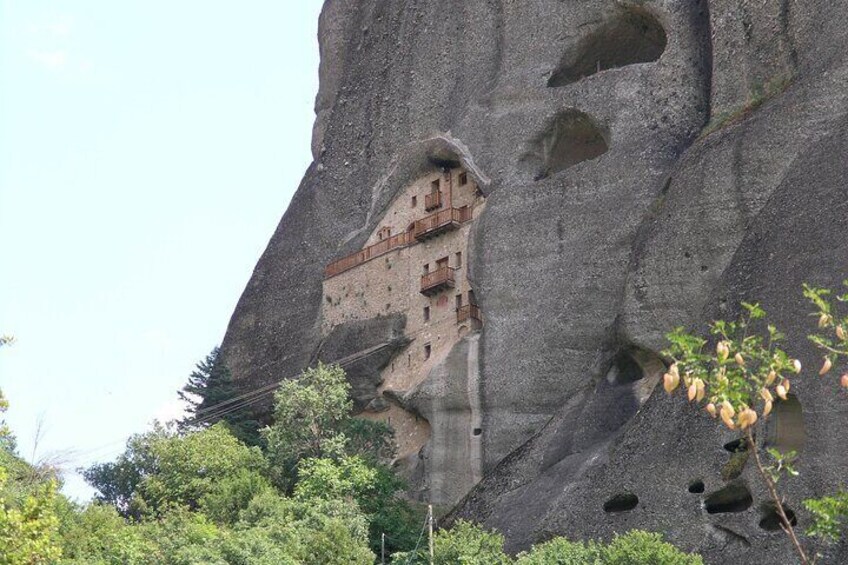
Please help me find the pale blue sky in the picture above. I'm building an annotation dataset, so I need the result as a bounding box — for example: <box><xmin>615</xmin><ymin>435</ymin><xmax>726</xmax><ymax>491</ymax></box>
<box><xmin>0</xmin><ymin>1</ymin><xmax>323</xmax><ymax>499</ymax></box>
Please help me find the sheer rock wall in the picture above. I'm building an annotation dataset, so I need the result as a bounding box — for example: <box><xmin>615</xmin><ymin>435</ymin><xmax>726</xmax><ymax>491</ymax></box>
<box><xmin>221</xmin><ymin>0</ymin><xmax>848</xmax><ymax>561</ymax></box>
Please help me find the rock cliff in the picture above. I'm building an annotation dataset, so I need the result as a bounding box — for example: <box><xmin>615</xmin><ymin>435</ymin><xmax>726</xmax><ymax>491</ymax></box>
<box><xmin>221</xmin><ymin>0</ymin><xmax>848</xmax><ymax>561</ymax></box>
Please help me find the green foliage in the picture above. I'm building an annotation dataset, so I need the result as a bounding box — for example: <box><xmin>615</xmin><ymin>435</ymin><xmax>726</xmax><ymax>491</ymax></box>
<box><xmin>56</xmin><ymin>502</ymin><xmax>152</xmax><ymax>564</ymax></box>
<box><xmin>663</xmin><ymin>301</ymin><xmax>799</xmax><ymax>432</ymax></box>
<box><xmin>394</xmin><ymin>519</ymin><xmax>511</xmax><ymax>565</ymax></box>
<box><xmin>804</xmin><ymin>491</ymin><xmax>848</xmax><ymax>541</ymax></box>
<box><xmin>294</xmin><ymin>456</ymin><xmax>378</xmax><ymax>502</ymax></box>
<box><xmin>515</xmin><ymin>537</ymin><xmax>598</xmax><ymax>564</ymax></box>
<box><xmin>178</xmin><ymin>346</ymin><xmax>261</xmax><ymax>446</ymax></box>
<box><xmin>235</xmin><ymin>491</ymin><xmax>374</xmax><ymax>565</ymax></box>
<box><xmin>82</xmin><ymin>430</ymin><xmax>158</xmax><ymax>518</ymax></box>
<box><xmin>263</xmin><ymin>363</ymin><xmax>353</xmax><ymax>487</ymax></box>
<box><xmin>85</xmin><ymin>423</ymin><xmax>267</xmax><ymax>519</ymax></box>
<box><xmin>599</xmin><ymin>531</ymin><xmax>704</xmax><ymax>565</ymax></box>
<box><xmin>0</xmin><ymin>379</ymin><xmax>62</xmax><ymax>564</ymax></box>
<box><xmin>515</xmin><ymin>531</ymin><xmax>702</xmax><ymax>565</ymax></box>
<box><xmin>0</xmin><ymin>466</ymin><xmax>61</xmax><ymax>564</ymax></box>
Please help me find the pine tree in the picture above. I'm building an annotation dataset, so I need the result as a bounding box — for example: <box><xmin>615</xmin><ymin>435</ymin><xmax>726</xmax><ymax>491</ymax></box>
<box><xmin>177</xmin><ymin>347</ymin><xmax>261</xmax><ymax>446</ymax></box>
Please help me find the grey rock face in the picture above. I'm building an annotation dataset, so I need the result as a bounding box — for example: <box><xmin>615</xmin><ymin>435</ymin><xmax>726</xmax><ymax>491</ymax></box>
<box><xmin>222</xmin><ymin>0</ymin><xmax>848</xmax><ymax>561</ymax></box>
<box><xmin>316</xmin><ymin>313</ymin><xmax>409</xmax><ymax>411</ymax></box>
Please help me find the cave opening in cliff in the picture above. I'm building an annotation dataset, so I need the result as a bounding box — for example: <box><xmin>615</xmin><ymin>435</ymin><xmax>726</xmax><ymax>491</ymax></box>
<box><xmin>548</xmin><ymin>6</ymin><xmax>667</xmax><ymax>87</ymax></box>
<box><xmin>603</xmin><ymin>492</ymin><xmax>639</xmax><ymax>513</ymax></box>
<box><xmin>688</xmin><ymin>479</ymin><xmax>705</xmax><ymax>494</ymax></box>
<box><xmin>758</xmin><ymin>501</ymin><xmax>798</xmax><ymax>531</ymax></box>
<box><xmin>607</xmin><ymin>351</ymin><xmax>644</xmax><ymax>385</ymax></box>
<box><xmin>524</xmin><ymin>110</ymin><xmax>609</xmax><ymax>180</ymax></box>
<box><xmin>704</xmin><ymin>482</ymin><xmax>753</xmax><ymax>514</ymax></box>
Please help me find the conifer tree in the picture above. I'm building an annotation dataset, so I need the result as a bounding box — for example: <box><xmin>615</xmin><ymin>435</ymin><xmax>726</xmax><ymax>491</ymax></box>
<box><xmin>177</xmin><ymin>347</ymin><xmax>260</xmax><ymax>446</ymax></box>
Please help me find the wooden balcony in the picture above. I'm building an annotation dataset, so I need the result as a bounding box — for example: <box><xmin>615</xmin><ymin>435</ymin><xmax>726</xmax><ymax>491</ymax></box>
<box><xmin>420</xmin><ymin>266</ymin><xmax>455</xmax><ymax>295</ymax></box>
<box><xmin>424</xmin><ymin>190</ymin><xmax>442</xmax><ymax>211</ymax></box>
<box><xmin>324</xmin><ymin>231</ymin><xmax>414</xmax><ymax>279</ymax></box>
<box><xmin>456</xmin><ymin>304</ymin><xmax>482</xmax><ymax>325</ymax></box>
<box><xmin>413</xmin><ymin>206</ymin><xmax>472</xmax><ymax>241</ymax></box>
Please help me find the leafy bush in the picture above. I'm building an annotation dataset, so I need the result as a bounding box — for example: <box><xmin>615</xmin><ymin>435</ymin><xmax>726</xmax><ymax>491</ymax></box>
<box><xmin>394</xmin><ymin>519</ymin><xmax>511</xmax><ymax>565</ymax></box>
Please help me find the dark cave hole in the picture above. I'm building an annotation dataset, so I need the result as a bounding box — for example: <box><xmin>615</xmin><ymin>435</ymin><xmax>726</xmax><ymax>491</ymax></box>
<box><xmin>607</xmin><ymin>351</ymin><xmax>645</xmax><ymax>385</ymax></box>
<box><xmin>688</xmin><ymin>480</ymin><xmax>705</xmax><ymax>494</ymax></box>
<box><xmin>723</xmin><ymin>437</ymin><xmax>750</xmax><ymax>453</ymax></box>
<box><xmin>704</xmin><ymin>482</ymin><xmax>753</xmax><ymax>514</ymax></box>
<box><xmin>472</xmin><ymin>428</ymin><xmax>482</xmax><ymax>436</ymax></box>
<box><xmin>759</xmin><ymin>501</ymin><xmax>798</xmax><ymax>531</ymax></box>
<box><xmin>548</xmin><ymin>6</ymin><xmax>667</xmax><ymax>87</ymax></box>
<box><xmin>603</xmin><ymin>492</ymin><xmax>639</xmax><ymax>513</ymax></box>
<box><xmin>523</xmin><ymin>110</ymin><xmax>609</xmax><ymax>180</ymax></box>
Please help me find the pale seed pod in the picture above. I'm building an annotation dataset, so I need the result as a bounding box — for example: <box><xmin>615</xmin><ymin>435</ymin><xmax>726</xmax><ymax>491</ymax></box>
<box><xmin>669</xmin><ymin>363</ymin><xmax>680</xmax><ymax>379</ymax></box>
<box><xmin>763</xmin><ymin>399</ymin><xmax>773</xmax><ymax>417</ymax></box>
<box><xmin>735</xmin><ymin>352</ymin><xmax>745</xmax><ymax>367</ymax></box>
<box><xmin>820</xmin><ymin>357</ymin><xmax>833</xmax><ymax>376</ymax></box>
<box><xmin>746</xmin><ymin>408</ymin><xmax>758</xmax><ymax>427</ymax></box>
<box><xmin>737</xmin><ymin>411</ymin><xmax>751</xmax><ymax>430</ymax></box>
<box><xmin>819</xmin><ymin>313</ymin><xmax>830</xmax><ymax>328</ymax></box>
<box><xmin>792</xmin><ymin>359</ymin><xmax>802</xmax><ymax>373</ymax></box>
<box><xmin>837</xmin><ymin>325</ymin><xmax>846</xmax><ymax>341</ymax></box>
<box><xmin>695</xmin><ymin>379</ymin><xmax>706</xmax><ymax>402</ymax></box>
<box><xmin>776</xmin><ymin>384</ymin><xmax>788</xmax><ymax>400</ymax></box>
<box><xmin>687</xmin><ymin>383</ymin><xmax>697</xmax><ymax>402</ymax></box>
<box><xmin>721</xmin><ymin>401</ymin><xmax>735</xmax><ymax>418</ymax></box>
<box><xmin>765</xmin><ymin>370</ymin><xmax>777</xmax><ymax>386</ymax></box>
<box><xmin>760</xmin><ymin>388</ymin><xmax>773</xmax><ymax>403</ymax></box>
<box><xmin>785</xmin><ymin>379</ymin><xmax>791</xmax><ymax>393</ymax></box>
<box><xmin>717</xmin><ymin>341</ymin><xmax>730</xmax><ymax>362</ymax></box>
<box><xmin>720</xmin><ymin>405</ymin><xmax>736</xmax><ymax>430</ymax></box>
<box><xmin>663</xmin><ymin>372</ymin><xmax>680</xmax><ymax>394</ymax></box>
<box><xmin>841</xmin><ymin>374</ymin><xmax>848</xmax><ymax>389</ymax></box>
<box><xmin>705</xmin><ymin>403</ymin><xmax>717</xmax><ymax>417</ymax></box>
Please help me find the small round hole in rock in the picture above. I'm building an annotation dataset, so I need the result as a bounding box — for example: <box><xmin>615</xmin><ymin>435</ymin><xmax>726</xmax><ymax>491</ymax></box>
<box><xmin>472</xmin><ymin>428</ymin><xmax>482</xmax><ymax>436</ymax></box>
<box><xmin>704</xmin><ymin>482</ymin><xmax>753</xmax><ymax>514</ymax></box>
<box><xmin>603</xmin><ymin>492</ymin><xmax>638</xmax><ymax>513</ymax></box>
<box><xmin>723</xmin><ymin>438</ymin><xmax>749</xmax><ymax>453</ymax></box>
<box><xmin>759</xmin><ymin>502</ymin><xmax>797</xmax><ymax>531</ymax></box>
<box><xmin>688</xmin><ymin>480</ymin><xmax>705</xmax><ymax>494</ymax></box>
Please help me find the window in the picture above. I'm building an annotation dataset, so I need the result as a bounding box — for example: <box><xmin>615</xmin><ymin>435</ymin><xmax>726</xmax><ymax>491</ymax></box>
<box><xmin>431</xmin><ymin>179</ymin><xmax>440</xmax><ymax>192</ymax></box>
<box><xmin>423</xmin><ymin>306</ymin><xmax>430</xmax><ymax>322</ymax></box>
<box><xmin>459</xmin><ymin>172</ymin><xmax>468</xmax><ymax>185</ymax></box>
<box><xmin>411</xmin><ymin>195</ymin><xmax>417</xmax><ymax>208</ymax></box>
<box><xmin>424</xmin><ymin>343</ymin><xmax>432</xmax><ymax>360</ymax></box>
<box><xmin>455</xmin><ymin>251</ymin><xmax>462</xmax><ymax>268</ymax></box>
<box><xmin>468</xmin><ymin>289</ymin><xmax>477</xmax><ymax>306</ymax></box>
<box><xmin>378</xmin><ymin>226</ymin><xmax>391</xmax><ymax>240</ymax></box>
<box><xmin>423</xmin><ymin>263</ymin><xmax>429</xmax><ymax>274</ymax></box>
<box><xmin>436</xmin><ymin>257</ymin><xmax>449</xmax><ymax>270</ymax></box>
<box><xmin>456</xmin><ymin>294</ymin><xmax>463</xmax><ymax>309</ymax></box>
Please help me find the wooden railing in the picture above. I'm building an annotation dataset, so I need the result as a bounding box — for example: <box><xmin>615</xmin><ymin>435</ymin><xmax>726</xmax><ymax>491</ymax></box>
<box><xmin>413</xmin><ymin>206</ymin><xmax>471</xmax><ymax>240</ymax></box>
<box><xmin>324</xmin><ymin>206</ymin><xmax>473</xmax><ymax>279</ymax></box>
<box><xmin>420</xmin><ymin>266</ymin><xmax>455</xmax><ymax>294</ymax></box>
<box><xmin>456</xmin><ymin>304</ymin><xmax>482</xmax><ymax>324</ymax></box>
<box><xmin>324</xmin><ymin>231</ymin><xmax>414</xmax><ymax>279</ymax></box>
<box><xmin>424</xmin><ymin>191</ymin><xmax>442</xmax><ymax>211</ymax></box>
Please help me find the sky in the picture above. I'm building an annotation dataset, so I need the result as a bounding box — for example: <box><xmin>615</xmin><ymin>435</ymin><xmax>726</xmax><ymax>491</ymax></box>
<box><xmin>0</xmin><ymin>1</ymin><xmax>323</xmax><ymax>500</ymax></box>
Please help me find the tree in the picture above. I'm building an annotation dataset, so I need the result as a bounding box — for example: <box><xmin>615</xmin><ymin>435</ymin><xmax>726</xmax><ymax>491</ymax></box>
<box><xmin>84</xmin><ymin>423</ymin><xmax>268</xmax><ymax>519</ymax></box>
<box><xmin>393</xmin><ymin>519</ymin><xmax>512</xmax><ymax>565</ymax></box>
<box><xmin>178</xmin><ymin>346</ymin><xmax>261</xmax><ymax>446</ymax></box>
<box><xmin>515</xmin><ymin>531</ymin><xmax>703</xmax><ymax>565</ymax></box>
<box><xmin>662</xmin><ymin>284</ymin><xmax>848</xmax><ymax>564</ymax></box>
<box><xmin>263</xmin><ymin>363</ymin><xmax>421</xmax><ymax>556</ymax></box>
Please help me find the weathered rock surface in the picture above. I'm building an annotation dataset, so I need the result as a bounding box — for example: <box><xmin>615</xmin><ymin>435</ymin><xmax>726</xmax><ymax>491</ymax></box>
<box><xmin>222</xmin><ymin>0</ymin><xmax>848</xmax><ymax>561</ymax></box>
